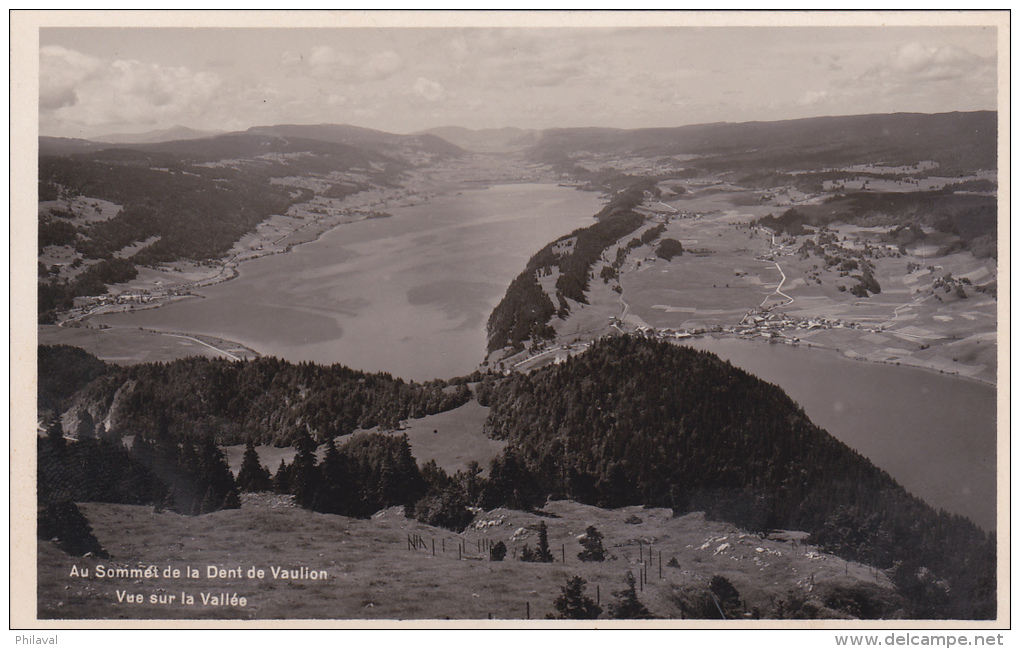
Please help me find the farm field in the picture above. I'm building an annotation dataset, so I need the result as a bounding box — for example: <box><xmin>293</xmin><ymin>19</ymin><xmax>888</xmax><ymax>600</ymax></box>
<box><xmin>38</xmin><ymin>324</ymin><xmax>259</xmax><ymax>364</ymax></box>
<box><xmin>38</xmin><ymin>497</ymin><xmax>895</xmax><ymax>621</ymax></box>
<box><xmin>541</xmin><ymin>186</ymin><xmax>997</xmax><ymax>385</ymax></box>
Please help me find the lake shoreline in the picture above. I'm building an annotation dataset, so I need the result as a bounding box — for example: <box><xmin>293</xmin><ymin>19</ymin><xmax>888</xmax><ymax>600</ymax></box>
<box><xmin>86</xmin><ymin>183</ymin><xmax>606</xmax><ymax>380</ymax></box>
<box><xmin>688</xmin><ymin>332</ymin><xmax>998</xmax><ymax>389</ymax></box>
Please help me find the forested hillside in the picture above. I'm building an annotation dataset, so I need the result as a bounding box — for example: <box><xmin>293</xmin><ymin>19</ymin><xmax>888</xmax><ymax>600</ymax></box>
<box><xmin>755</xmin><ymin>189</ymin><xmax>997</xmax><ymax>259</ymax></box>
<box><xmin>486</xmin><ymin>184</ymin><xmax>648</xmax><ymax>353</ymax></box>
<box><xmin>37</xmin><ymin>127</ymin><xmax>465</xmax><ymax>322</ymax></box>
<box><xmin>39</xmin><ymin>338</ymin><xmax>995</xmax><ymax>618</ymax></box>
<box><xmin>481</xmin><ymin>336</ymin><xmax>995</xmax><ymax>619</ymax></box>
<box><xmin>54</xmin><ymin>349</ymin><xmax>470</xmax><ymax>446</ymax></box>
<box><xmin>529</xmin><ymin>111</ymin><xmax>997</xmax><ymax>176</ymax></box>
<box><xmin>37</xmin><ymin>154</ymin><xmax>301</xmax><ymax>321</ymax></box>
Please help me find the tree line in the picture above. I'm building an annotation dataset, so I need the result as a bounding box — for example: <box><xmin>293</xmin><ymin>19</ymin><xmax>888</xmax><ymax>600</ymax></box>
<box><xmin>486</xmin><ymin>187</ymin><xmax>649</xmax><ymax>353</ymax></box>
<box><xmin>56</xmin><ymin>350</ymin><xmax>471</xmax><ymax>447</ymax></box>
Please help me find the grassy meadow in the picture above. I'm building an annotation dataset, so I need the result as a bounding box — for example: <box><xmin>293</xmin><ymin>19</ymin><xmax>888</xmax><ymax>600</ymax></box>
<box><xmin>38</xmin><ymin>497</ymin><xmax>893</xmax><ymax>621</ymax></box>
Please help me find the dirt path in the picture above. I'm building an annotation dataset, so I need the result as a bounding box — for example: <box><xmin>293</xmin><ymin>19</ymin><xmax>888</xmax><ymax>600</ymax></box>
<box><xmin>160</xmin><ymin>333</ymin><xmax>242</xmax><ymax>361</ymax></box>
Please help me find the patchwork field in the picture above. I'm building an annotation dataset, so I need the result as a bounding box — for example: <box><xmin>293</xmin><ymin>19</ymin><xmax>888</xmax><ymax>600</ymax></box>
<box><xmin>531</xmin><ymin>186</ymin><xmax>996</xmax><ymax>385</ymax></box>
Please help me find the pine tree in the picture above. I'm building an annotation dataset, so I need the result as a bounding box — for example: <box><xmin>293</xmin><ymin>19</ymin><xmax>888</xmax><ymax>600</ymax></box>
<box><xmin>520</xmin><ymin>545</ymin><xmax>536</xmax><ymax>562</ymax></box>
<box><xmin>37</xmin><ymin>500</ymin><xmax>108</xmax><ymax>558</ymax></box>
<box><xmin>608</xmin><ymin>571</ymin><xmax>652</xmax><ymax>619</ymax></box>
<box><xmin>577</xmin><ymin>525</ymin><xmax>606</xmax><ymax>562</ymax></box>
<box><xmin>536</xmin><ymin>521</ymin><xmax>554</xmax><ymax>563</ymax></box>
<box><xmin>482</xmin><ymin>450</ymin><xmax>544</xmax><ymax>511</ymax></box>
<box><xmin>457</xmin><ymin>460</ymin><xmax>484</xmax><ymax>506</ymax></box>
<box><xmin>222</xmin><ymin>488</ymin><xmax>241</xmax><ymax>510</ymax></box>
<box><xmin>273</xmin><ymin>458</ymin><xmax>291</xmax><ymax>495</ymax></box>
<box><xmin>197</xmin><ymin>437</ymin><xmax>239</xmax><ymax>514</ymax></box>
<box><xmin>289</xmin><ymin>429</ymin><xmax>319</xmax><ymax>508</ymax></box>
<box><xmin>236</xmin><ymin>440</ymin><xmax>272</xmax><ymax>493</ymax></box>
<box><xmin>709</xmin><ymin>575</ymin><xmax>742</xmax><ymax>619</ymax></box>
<box><xmin>550</xmin><ymin>575</ymin><xmax>602</xmax><ymax>619</ymax></box>
<box><xmin>317</xmin><ymin>437</ymin><xmax>352</xmax><ymax>514</ymax></box>
<box><xmin>199</xmin><ymin>486</ymin><xmax>221</xmax><ymax>514</ymax></box>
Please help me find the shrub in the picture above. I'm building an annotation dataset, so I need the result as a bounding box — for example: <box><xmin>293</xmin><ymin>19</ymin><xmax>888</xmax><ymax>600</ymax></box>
<box><xmin>490</xmin><ymin>540</ymin><xmax>507</xmax><ymax>562</ymax></box>
<box><xmin>577</xmin><ymin>525</ymin><xmax>606</xmax><ymax>562</ymax></box>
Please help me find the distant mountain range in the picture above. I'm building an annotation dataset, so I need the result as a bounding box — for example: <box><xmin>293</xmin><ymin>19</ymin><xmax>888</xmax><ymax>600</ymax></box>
<box><xmin>416</xmin><ymin>126</ymin><xmax>540</xmax><ymax>152</ymax></box>
<box><xmin>92</xmin><ymin>125</ymin><xmax>225</xmax><ymax>145</ymax></box>
<box><xmin>40</xmin><ymin>122</ymin><xmax>465</xmax><ymax>165</ymax></box>
<box><xmin>41</xmin><ymin>111</ymin><xmax>996</xmax><ymax>172</ymax></box>
<box><xmin>526</xmin><ymin>111</ymin><xmax>997</xmax><ymax>174</ymax></box>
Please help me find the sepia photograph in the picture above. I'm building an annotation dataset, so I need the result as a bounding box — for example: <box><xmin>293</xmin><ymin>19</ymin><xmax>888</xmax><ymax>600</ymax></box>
<box><xmin>11</xmin><ymin>10</ymin><xmax>1008</xmax><ymax>630</ymax></box>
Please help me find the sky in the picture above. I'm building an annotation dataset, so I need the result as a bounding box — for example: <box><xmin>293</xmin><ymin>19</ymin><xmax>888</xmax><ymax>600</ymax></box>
<box><xmin>37</xmin><ymin>22</ymin><xmax>999</xmax><ymax>139</ymax></box>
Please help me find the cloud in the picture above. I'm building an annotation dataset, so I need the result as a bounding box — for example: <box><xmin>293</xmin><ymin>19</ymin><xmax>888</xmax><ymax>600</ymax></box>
<box><xmin>412</xmin><ymin>77</ymin><xmax>443</xmax><ymax>102</ymax></box>
<box><xmin>866</xmin><ymin>42</ymin><xmax>993</xmax><ymax>84</ymax></box>
<box><xmin>284</xmin><ymin>46</ymin><xmax>403</xmax><ymax>82</ymax></box>
<box><xmin>39</xmin><ymin>45</ymin><xmax>101</xmax><ymax>110</ymax></box>
<box><xmin>40</xmin><ymin>46</ymin><xmax>223</xmax><ymax>134</ymax></box>
<box><xmin>40</xmin><ymin>85</ymin><xmax>77</xmax><ymax>111</ymax></box>
<box><xmin>444</xmin><ymin>29</ymin><xmax>597</xmax><ymax>89</ymax></box>
<box><xmin>798</xmin><ymin>90</ymin><xmax>830</xmax><ymax>106</ymax></box>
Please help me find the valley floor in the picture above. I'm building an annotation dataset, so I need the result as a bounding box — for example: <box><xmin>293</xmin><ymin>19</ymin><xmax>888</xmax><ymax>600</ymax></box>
<box><xmin>498</xmin><ymin>187</ymin><xmax>997</xmax><ymax>386</ymax></box>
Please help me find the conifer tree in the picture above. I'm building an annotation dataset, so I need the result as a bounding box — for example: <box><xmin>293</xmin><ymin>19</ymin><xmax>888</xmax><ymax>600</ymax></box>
<box><xmin>273</xmin><ymin>458</ymin><xmax>291</xmax><ymax>495</ymax></box>
<box><xmin>289</xmin><ymin>429</ymin><xmax>319</xmax><ymax>508</ymax></box>
<box><xmin>608</xmin><ymin>571</ymin><xmax>652</xmax><ymax>619</ymax></box>
<box><xmin>317</xmin><ymin>437</ymin><xmax>353</xmax><ymax>514</ymax></box>
<box><xmin>550</xmin><ymin>575</ymin><xmax>602</xmax><ymax>619</ymax></box>
<box><xmin>37</xmin><ymin>500</ymin><xmax>108</xmax><ymax>558</ymax></box>
<box><xmin>222</xmin><ymin>488</ymin><xmax>241</xmax><ymax>510</ymax></box>
<box><xmin>709</xmin><ymin>575</ymin><xmax>742</xmax><ymax>619</ymax></box>
<box><xmin>236</xmin><ymin>440</ymin><xmax>272</xmax><ymax>493</ymax></box>
<box><xmin>197</xmin><ymin>437</ymin><xmax>239</xmax><ymax>513</ymax></box>
<box><xmin>199</xmin><ymin>486</ymin><xmax>221</xmax><ymax>514</ymax></box>
<box><xmin>536</xmin><ymin>521</ymin><xmax>554</xmax><ymax>563</ymax></box>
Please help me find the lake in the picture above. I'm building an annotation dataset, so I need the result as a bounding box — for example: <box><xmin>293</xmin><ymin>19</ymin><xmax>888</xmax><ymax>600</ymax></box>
<box><xmin>94</xmin><ymin>183</ymin><xmax>604</xmax><ymax>381</ymax></box>
<box><xmin>92</xmin><ymin>182</ymin><xmax>997</xmax><ymax>530</ymax></box>
<box><xmin>679</xmin><ymin>337</ymin><xmax>997</xmax><ymax>530</ymax></box>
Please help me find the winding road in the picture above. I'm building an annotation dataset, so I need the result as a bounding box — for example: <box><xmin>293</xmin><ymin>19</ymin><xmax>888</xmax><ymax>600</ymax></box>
<box><xmin>758</xmin><ymin>231</ymin><xmax>795</xmax><ymax>308</ymax></box>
